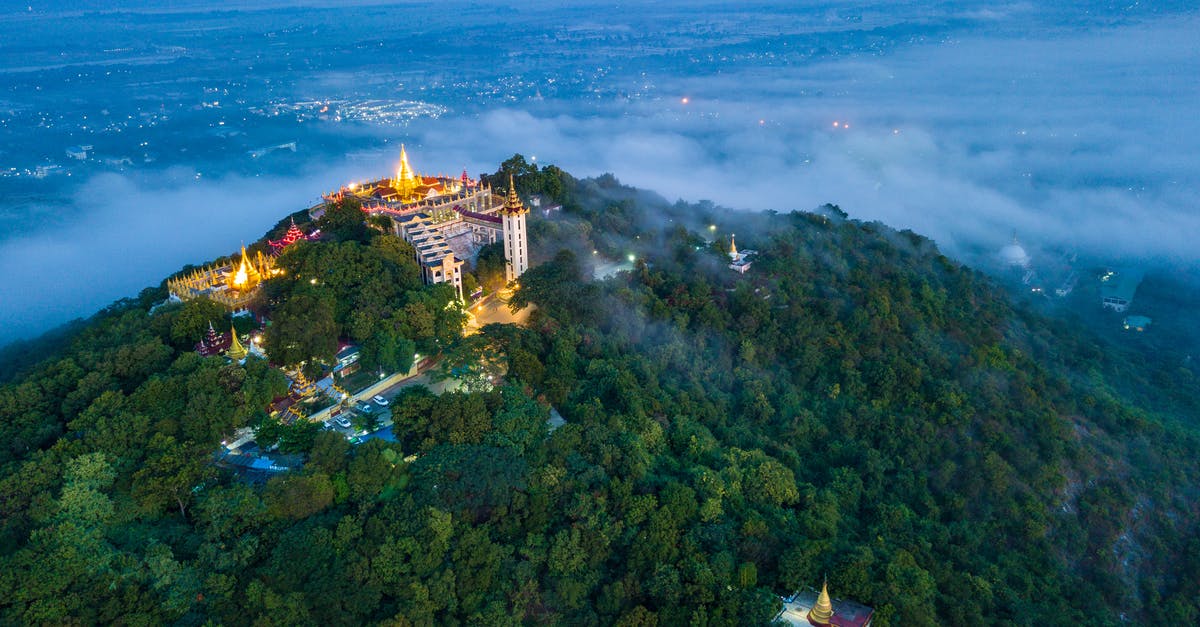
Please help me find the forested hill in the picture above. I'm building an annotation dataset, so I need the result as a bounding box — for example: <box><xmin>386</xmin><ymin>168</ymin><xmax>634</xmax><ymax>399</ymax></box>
<box><xmin>1</xmin><ymin>162</ymin><xmax>1198</xmax><ymax>625</ymax></box>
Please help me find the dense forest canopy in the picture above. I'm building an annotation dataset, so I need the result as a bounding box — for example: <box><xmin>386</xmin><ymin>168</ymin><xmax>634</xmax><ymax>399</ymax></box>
<box><xmin>0</xmin><ymin>160</ymin><xmax>1198</xmax><ymax>625</ymax></box>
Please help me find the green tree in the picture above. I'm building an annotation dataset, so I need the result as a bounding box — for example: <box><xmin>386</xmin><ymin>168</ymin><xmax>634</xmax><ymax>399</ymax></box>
<box><xmin>265</xmin><ymin>473</ymin><xmax>335</xmax><ymax>519</ymax></box>
<box><xmin>168</xmin><ymin>297</ymin><xmax>227</xmax><ymax>347</ymax></box>
<box><xmin>318</xmin><ymin>196</ymin><xmax>369</xmax><ymax>241</ymax></box>
<box><xmin>266</xmin><ymin>293</ymin><xmax>338</xmax><ymax>367</ymax></box>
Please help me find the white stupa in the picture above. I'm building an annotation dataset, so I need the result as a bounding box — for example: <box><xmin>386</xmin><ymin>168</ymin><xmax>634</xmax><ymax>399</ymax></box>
<box><xmin>999</xmin><ymin>234</ymin><xmax>1031</xmax><ymax>268</ymax></box>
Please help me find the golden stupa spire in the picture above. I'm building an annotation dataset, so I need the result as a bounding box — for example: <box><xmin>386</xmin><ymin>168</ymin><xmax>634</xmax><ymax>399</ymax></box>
<box><xmin>230</xmin><ymin>244</ymin><xmax>264</xmax><ymax>290</ymax></box>
<box><xmin>231</xmin><ymin>246</ymin><xmax>251</xmax><ymax>289</ymax></box>
<box><xmin>808</xmin><ymin>580</ymin><xmax>834</xmax><ymax>625</ymax></box>
<box><xmin>226</xmin><ymin>326</ymin><xmax>248</xmax><ymax>361</ymax></box>
<box><xmin>730</xmin><ymin>233</ymin><xmax>738</xmax><ymax>259</ymax></box>
<box><xmin>395</xmin><ymin>144</ymin><xmax>419</xmax><ymax>200</ymax></box>
<box><xmin>398</xmin><ymin>144</ymin><xmax>414</xmax><ymax>180</ymax></box>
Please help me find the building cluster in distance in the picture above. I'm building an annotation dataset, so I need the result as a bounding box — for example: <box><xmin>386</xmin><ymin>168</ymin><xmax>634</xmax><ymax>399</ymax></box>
<box><xmin>320</xmin><ymin>146</ymin><xmax>529</xmax><ymax>299</ymax></box>
<box><xmin>998</xmin><ymin>234</ymin><xmax>1150</xmax><ymax>329</ymax></box>
<box><xmin>1099</xmin><ymin>268</ymin><xmax>1144</xmax><ymax>313</ymax></box>
<box><xmin>997</xmin><ymin>235</ymin><xmax>1079</xmax><ymax>298</ymax></box>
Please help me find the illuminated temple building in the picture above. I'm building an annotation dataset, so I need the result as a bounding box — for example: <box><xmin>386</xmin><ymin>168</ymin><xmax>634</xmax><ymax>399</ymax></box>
<box><xmin>322</xmin><ymin>146</ymin><xmax>529</xmax><ymax>298</ymax></box>
<box><xmin>268</xmin><ymin>218</ymin><xmax>318</xmax><ymax>253</ymax></box>
<box><xmin>167</xmin><ymin>245</ymin><xmax>279</xmax><ymax>311</ymax></box>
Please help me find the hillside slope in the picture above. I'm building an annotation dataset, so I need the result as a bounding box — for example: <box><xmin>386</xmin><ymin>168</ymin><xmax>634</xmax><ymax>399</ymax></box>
<box><xmin>0</xmin><ymin>167</ymin><xmax>1197</xmax><ymax>625</ymax></box>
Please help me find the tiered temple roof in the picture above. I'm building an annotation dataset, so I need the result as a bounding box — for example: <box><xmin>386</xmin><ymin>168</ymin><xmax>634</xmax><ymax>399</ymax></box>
<box><xmin>499</xmin><ymin>174</ymin><xmax>529</xmax><ymax>217</ymax></box>
<box><xmin>195</xmin><ymin>322</ymin><xmax>231</xmax><ymax>357</ymax></box>
<box><xmin>268</xmin><ymin>218</ymin><xmax>316</xmax><ymax>252</ymax></box>
<box><xmin>290</xmin><ymin>371</ymin><xmax>318</xmax><ymax>398</ymax></box>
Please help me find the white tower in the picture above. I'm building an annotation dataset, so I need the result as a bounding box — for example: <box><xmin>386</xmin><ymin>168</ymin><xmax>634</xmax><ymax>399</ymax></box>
<box><xmin>500</xmin><ymin>174</ymin><xmax>529</xmax><ymax>284</ymax></box>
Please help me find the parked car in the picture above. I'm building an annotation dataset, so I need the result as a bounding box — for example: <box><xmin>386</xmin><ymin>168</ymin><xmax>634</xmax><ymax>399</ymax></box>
<box><xmin>373</xmin><ymin>394</ymin><xmax>389</xmax><ymax>406</ymax></box>
<box><xmin>358</xmin><ymin>402</ymin><xmax>373</xmax><ymax>413</ymax></box>
<box><xmin>334</xmin><ymin>416</ymin><xmax>352</xmax><ymax>429</ymax></box>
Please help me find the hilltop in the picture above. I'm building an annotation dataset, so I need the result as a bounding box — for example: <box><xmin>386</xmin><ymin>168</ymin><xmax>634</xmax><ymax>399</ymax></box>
<box><xmin>1</xmin><ymin>160</ymin><xmax>1198</xmax><ymax>625</ymax></box>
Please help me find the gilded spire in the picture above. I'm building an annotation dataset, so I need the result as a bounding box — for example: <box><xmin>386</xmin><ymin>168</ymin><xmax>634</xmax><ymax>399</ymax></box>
<box><xmin>501</xmin><ymin>174</ymin><xmax>528</xmax><ymax>216</ymax></box>
<box><xmin>808</xmin><ymin>581</ymin><xmax>834</xmax><ymax>625</ymax></box>
<box><xmin>229</xmin><ymin>244</ymin><xmax>266</xmax><ymax>290</ymax></box>
<box><xmin>395</xmin><ymin>144</ymin><xmax>419</xmax><ymax>200</ymax></box>
<box><xmin>398</xmin><ymin>144</ymin><xmax>414</xmax><ymax>180</ymax></box>
<box><xmin>730</xmin><ymin>233</ymin><xmax>738</xmax><ymax>259</ymax></box>
<box><xmin>226</xmin><ymin>326</ymin><xmax>248</xmax><ymax>361</ymax></box>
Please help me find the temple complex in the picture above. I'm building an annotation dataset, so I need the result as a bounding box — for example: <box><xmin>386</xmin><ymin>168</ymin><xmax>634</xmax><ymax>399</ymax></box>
<box><xmin>168</xmin><ymin>245</ymin><xmax>278</xmax><ymax>311</ymax></box>
<box><xmin>776</xmin><ymin>581</ymin><xmax>874</xmax><ymax>627</ymax></box>
<box><xmin>321</xmin><ymin>146</ymin><xmax>530</xmax><ymax>299</ymax></box>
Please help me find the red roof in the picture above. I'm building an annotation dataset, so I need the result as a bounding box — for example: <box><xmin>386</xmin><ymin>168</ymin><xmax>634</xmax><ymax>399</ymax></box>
<box><xmin>454</xmin><ymin>204</ymin><xmax>502</xmax><ymax>224</ymax></box>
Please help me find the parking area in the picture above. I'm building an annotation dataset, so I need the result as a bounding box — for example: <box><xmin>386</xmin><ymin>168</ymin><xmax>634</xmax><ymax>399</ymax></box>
<box><xmin>322</xmin><ymin>396</ymin><xmax>394</xmax><ymax>439</ymax></box>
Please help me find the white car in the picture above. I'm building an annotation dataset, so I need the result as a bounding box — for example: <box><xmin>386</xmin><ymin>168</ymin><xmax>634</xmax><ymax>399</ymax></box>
<box><xmin>334</xmin><ymin>416</ymin><xmax>352</xmax><ymax>429</ymax></box>
<box><xmin>373</xmin><ymin>395</ymin><xmax>389</xmax><ymax>406</ymax></box>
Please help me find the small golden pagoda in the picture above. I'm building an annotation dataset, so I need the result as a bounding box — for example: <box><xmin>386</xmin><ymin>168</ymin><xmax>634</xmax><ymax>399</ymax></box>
<box><xmin>226</xmin><ymin>327</ymin><xmax>248</xmax><ymax>361</ymax></box>
<box><xmin>808</xmin><ymin>581</ymin><xmax>834</xmax><ymax>625</ymax></box>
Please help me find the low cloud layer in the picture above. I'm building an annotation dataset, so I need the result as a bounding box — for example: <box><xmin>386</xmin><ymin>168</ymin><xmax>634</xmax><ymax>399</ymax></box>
<box><xmin>2</xmin><ymin>11</ymin><xmax>1198</xmax><ymax>344</ymax></box>
<box><xmin>420</xmin><ymin>15</ymin><xmax>1200</xmax><ymax>264</ymax></box>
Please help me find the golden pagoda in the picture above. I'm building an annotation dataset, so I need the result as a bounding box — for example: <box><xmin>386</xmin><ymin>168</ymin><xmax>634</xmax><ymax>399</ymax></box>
<box><xmin>808</xmin><ymin>581</ymin><xmax>834</xmax><ymax>625</ymax></box>
<box><xmin>393</xmin><ymin>144</ymin><xmax>420</xmax><ymax>202</ymax></box>
<box><xmin>227</xmin><ymin>245</ymin><xmax>266</xmax><ymax>291</ymax></box>
<box><xmin>499</xmin><ymin>174</ymin><xmax>528</xmax><ymax>216</ymax></box>
<box><xmin>730</xmin><ymin>233</ymin><xmax>739</xmax><ymax>259</ymax></box>
<box><xmin>226</xmin><ymin>327</ymin><xmax>248</xmax><ymax>361</ymax></box>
